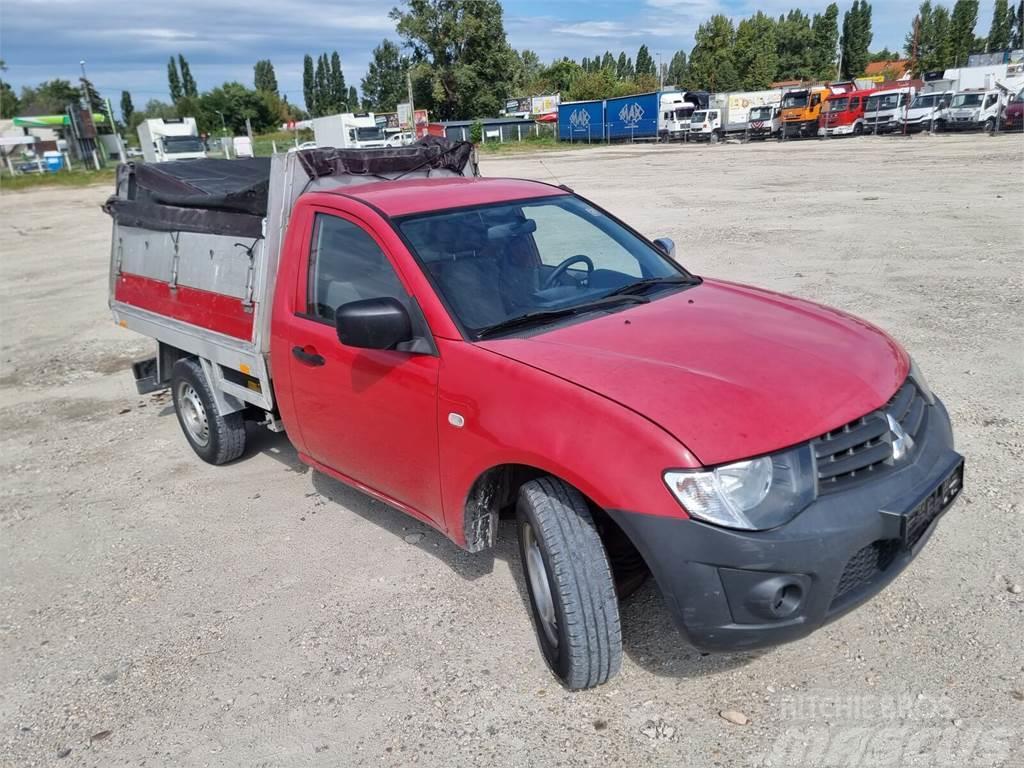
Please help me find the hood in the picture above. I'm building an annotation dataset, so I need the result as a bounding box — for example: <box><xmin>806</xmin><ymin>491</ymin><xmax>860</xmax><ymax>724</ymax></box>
<box><xmin>480</xmin><ymin>279</ymin><xmax>908</xmax><ymax>466</ymax></box>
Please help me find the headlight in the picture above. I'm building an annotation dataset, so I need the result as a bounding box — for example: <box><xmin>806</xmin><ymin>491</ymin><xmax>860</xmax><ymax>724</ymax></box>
<box><xmin>908</xmin><ymin>357</ymin><xmax>936</xmax><ymax>405</ymax></box>
<box><xmin>664</xmin><ymin>445</ymin><xmax>816</xmax><ymax>531</ymax></box>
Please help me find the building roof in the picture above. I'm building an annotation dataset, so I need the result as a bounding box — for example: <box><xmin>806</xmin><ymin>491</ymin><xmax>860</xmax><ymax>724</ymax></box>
<box><xmin>334</xmin><ymin>177</ymin><xmax>567</xmax><ymax>217</ymax></box>
<box><xmin>864</xmin><ymin>60</ymin><xmax>911</xmax><ymax>79</ymax></box>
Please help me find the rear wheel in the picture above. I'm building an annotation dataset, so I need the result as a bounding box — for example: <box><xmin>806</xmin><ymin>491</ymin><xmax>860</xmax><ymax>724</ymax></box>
<box><xmin>516</xmin><ymin>477</ymin><xmax>622</xmax><ymax>690</ymax></box>
<box><xmin>171</xmin><ymin>358</ymin><xmax>246</xmax><ymax>465</ymax></box>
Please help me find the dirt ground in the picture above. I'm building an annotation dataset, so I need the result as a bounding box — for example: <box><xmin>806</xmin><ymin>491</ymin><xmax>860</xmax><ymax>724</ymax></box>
<box><xmin>1</xmin><ymin>134</ymin><xmax>1022</xmax><ymax>767</ymax></box>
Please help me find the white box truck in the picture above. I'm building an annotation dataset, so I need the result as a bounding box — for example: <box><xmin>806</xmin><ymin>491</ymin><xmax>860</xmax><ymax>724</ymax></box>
<box><xmin>311</xmin><ymin>113</ymin><xmax>388</xmax><ymax>149</ymax></box>
<box><xmin>689</xmin><ymin>90</ymin><xmax>782</xmax><ymax>142</ymax></box>
<box><xmin>138</xmin><ymin>118</ymin><xmax>207</xmax><ymax>163</ymax></box>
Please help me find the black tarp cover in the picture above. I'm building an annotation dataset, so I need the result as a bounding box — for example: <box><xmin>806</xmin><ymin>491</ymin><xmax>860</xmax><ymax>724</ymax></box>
<box><xmin>104</xmin><ymin>138</ymin><xmax>476</xmax><ymax>239</ymax></box>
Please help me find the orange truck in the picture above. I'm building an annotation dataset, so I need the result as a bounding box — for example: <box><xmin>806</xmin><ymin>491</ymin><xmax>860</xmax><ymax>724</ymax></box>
<box><xmin>779</xmin><ymin>82</ymin><xmax>857</xmax><ymax>138</ymax></box>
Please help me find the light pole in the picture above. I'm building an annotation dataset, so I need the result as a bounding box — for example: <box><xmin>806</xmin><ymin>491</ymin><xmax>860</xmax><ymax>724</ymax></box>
<box><xmin>78</xmin><ymin>59</ymin><xmax>100</xmax><ymax>169</ymax></box>
<box><xmin>215</xmin><ymin>110</ymin><xmax>231</xmax><ymax>158</ymax></box>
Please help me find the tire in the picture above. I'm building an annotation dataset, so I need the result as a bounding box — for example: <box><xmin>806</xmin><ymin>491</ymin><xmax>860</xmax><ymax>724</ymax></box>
<box><xmin>516</xmin><ymin>477</ymin><xmax>622</xmax><ymax>690</ymax></box>
<box><xmin>853</xmin><ymin>122</ymin><xmax>864</xmax><ymax>136</ymax></box>
<box><xmin>710</xmin><ymin>130</ymin><xmax>721</xmax><ymax>145</ymax></box>
<box><xmin>171</xmin><ymin>358</ymin><xmax>246</xmax><ymax>465</ymax></box>
<box><xmin>983</xmin><ymin>117</ymin><xmax>995</xmax><ymax>134</ymax></box>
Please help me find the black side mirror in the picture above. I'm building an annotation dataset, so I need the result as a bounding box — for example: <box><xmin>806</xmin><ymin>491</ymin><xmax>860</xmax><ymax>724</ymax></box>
<box><xmin>653</xmin><ymin>237</ymin><xmax>677</xmax><ymax>260</ymax></box>
<box><xmin>335</xmin><ymin>297</ymin><xmax>412</xmax><ymax>350</ymax></box>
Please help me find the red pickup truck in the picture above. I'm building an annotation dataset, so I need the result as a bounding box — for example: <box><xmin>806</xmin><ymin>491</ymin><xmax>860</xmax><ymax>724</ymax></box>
<box><xmin>106</xmin><ymin>140</ymin><xmax>963</xmax><ymax>689</ymax></box>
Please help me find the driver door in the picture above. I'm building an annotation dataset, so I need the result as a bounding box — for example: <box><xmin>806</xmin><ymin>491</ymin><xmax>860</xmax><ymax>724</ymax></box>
<box><xmin>283</xmin><ymin>208</ymin><xmax>444</xmax><ymax>526</ymax></box>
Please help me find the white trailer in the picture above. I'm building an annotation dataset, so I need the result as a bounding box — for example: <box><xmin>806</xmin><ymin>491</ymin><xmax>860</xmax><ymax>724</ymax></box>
<box><xmin>137</xmin><ymin>118</ymin><xmax>206</xmax><ymax>163</ymax></box>
<box><xmin>311</xmin><ymin>113</ymin><xmax>388</xmax><ymax>150</ymax></box>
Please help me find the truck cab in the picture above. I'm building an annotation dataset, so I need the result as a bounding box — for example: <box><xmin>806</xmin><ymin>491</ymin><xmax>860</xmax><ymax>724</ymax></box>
<box><xmin>137</xmin><ymin>118</ymin><xmax>207</xmax><ymax>163</ymax></box>
<box><xmin>312</xmin><ymin>112</ymin><xmax>389</xmax><ymax>149</ymax></box>
<box><xmin>747</xmin><ymin>105</ymin><xmax>780</xmax><ymax>140</ymax></box>
<box><xmin>896</xmin><ymin>91</ymin><xmax>953</xmax><ymax>133</ymax></box>
<box><xmin>688</xmin><ymin>109</ymin><xmax>723</xmax><ymax>142</ymax></box>
<box><xmin>863</xmin><ymin>86</ymin><xmax>916</xmax><ymax>134</ymax></box>
<box><xmin>818</xmin><ymin>88</ymin><xmax>875</xmax><ymax>136</ymax></box>
<box><xmin>947</xmin><ymin>89</ymin><xmax>1006</xmax><ymax>133</ymax></box>
<box><xmin>658</xmin><ymin>91</ymin><xmax>707</xmax><ymax>141</ymax></box>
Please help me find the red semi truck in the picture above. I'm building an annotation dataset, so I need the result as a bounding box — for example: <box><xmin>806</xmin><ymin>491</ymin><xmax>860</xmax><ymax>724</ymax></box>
<box><xmin>106</xmin><ymin>140</ymin><xmax>964</xmax><ymax>689</ymax></box>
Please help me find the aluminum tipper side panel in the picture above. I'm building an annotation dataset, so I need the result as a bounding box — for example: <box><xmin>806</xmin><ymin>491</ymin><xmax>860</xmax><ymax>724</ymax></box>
<box><xmin>106</xmin><ymin>140</ymin><xmax>477</xmax><ymax>417</ymax></box>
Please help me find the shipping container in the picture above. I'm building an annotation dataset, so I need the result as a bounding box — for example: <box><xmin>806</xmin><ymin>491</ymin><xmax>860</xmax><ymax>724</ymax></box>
<box><xmin>605</xmin><ymin>92</ymin><xmax>659</xmax><ymax>140</ymax></box>
<box><xmin>558</xmin><ymin>100</ymin><xmax>605</xmax><ymax>142</ymax></box>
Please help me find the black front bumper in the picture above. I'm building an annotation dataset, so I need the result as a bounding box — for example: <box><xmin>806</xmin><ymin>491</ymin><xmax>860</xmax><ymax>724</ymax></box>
<box><xmin>609</xmin><ymin>398</ymin><xmax>962</xmax><ymax>653</ymax></box>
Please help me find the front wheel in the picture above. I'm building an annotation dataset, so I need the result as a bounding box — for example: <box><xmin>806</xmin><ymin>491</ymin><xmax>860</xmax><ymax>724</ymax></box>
<box><xmin>171</xmin><ymin>358</ymin><xmax>247</xmax><ymax>465</ymax></box>
<box><xmin>853</xmin><ymin>122</ymin><xmax>864</xmax><ymax>136</ymax></box>
<box><xmin>516</xmin><ymin>477</ymin><xmax>622</xmax><ymax>690</ymax></box>
<box><xmin>983</xmin><ymin>117</ymin><xmax>995</xmax><ymax>134</ymax></box>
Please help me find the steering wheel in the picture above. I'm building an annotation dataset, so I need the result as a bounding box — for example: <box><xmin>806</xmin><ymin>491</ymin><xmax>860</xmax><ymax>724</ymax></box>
<box><xmin>542</xmin><ymin>254</ymin><xmax>594</xmax><ymax>290</ymax></box>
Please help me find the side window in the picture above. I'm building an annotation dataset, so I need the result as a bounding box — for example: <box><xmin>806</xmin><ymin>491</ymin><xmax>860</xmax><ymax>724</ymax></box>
<box><xmin>811</xmin><ymin>93</ymin><xmax>821</xmax><ymax>107</ymax></box>
<box><xmin>307</xmin><ymin>213</ymin><xmax>406</xmax><ymax>322</ymax></box>
<box><xmin>851</xmin><ymin>97</ymin><xmax>860</xmax><ymax>110</ymax></box>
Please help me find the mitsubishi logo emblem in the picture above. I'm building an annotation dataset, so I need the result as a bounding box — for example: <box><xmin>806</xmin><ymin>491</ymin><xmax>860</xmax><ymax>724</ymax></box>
<box><xmin>887</xmin><ymin>413</ymin><xmax>914</xmax><ymax>461</ymax></box>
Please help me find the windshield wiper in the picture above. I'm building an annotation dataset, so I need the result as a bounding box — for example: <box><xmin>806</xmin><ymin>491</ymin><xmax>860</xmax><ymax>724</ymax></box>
<box><xmin>476</xmin><ymin>294</ymin><xmax>648</xmax><ymax>339</ymax></box>
<box><xmin>604</xmin><ymin>275</ymin><xmax>698</xmax><ymax>297</ymax></box>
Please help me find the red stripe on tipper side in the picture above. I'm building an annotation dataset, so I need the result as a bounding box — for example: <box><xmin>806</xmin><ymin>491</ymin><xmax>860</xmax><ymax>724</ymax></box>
<box><xmin>115</xmin><ymin>273</ymin><xmax>254</xmax><ymax>341</ymax></box>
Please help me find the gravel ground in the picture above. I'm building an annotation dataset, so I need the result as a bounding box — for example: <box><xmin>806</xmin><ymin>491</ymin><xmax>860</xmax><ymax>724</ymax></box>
<box><xmin>1</xmin><ymin>134</ymin><xmax>1022</xmax><ymax>767</ymax></box>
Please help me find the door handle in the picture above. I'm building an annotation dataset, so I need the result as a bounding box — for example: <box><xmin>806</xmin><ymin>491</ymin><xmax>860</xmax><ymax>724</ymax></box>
<box><xmin>292</xmin><ymin>346</ymin><xmax>325</xmax><ymax>366</ymax></box>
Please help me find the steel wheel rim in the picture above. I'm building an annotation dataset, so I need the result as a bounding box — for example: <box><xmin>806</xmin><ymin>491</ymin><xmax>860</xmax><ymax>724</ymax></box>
<box><xmin>523</xmin><ymin>523</ymin><xmax>558</xmax><ymax>649</ymax></box>
<box><xmin>177</xmin><ymin>382</ymin><xmax>209</xmax><ymax>447</ymax></box>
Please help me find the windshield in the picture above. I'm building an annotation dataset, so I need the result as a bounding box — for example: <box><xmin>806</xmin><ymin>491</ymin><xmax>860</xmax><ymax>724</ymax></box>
<box><xmin>951</xmin><ymin>93</ymin><xmax>984</xmax><ymax>107</ymax></box>
<box><xmin>910</xmin><ymin>94</ymin><xmax>940</xmax><ymax>109</ymax></box>
<box><xmin>865</xmin><ymin>93</ymin><xmax>907</xmax><ymax>111</ymax></box>
<box><xmin>826</xmin><ymin>97</ymin><xmax>850</xmax><ymax>112</ymax></box>
<box><xmin>690</xmin><ymin>111</ymin><xmax>708</xmax><ymax>123</ymax></box>
<box><xmin>782</xmin><ymin>92</ymin><xmax>808</xmax><ymax>109</ymax></box>
<box><xmin>162</xmin><ymin>135</ymin><xmax>204</xmax><ymax>153</ymax></box>
<box><xmin>355</xmin><ymin>126</ymin><xmax>384</xmax><ymax>141</ymax></box>
<box><xmin>749</xmin><ymin>106</ymin><xmax>773</xmax><ymax>120</ymax></box>
<box><xmin>398</xmin><ymin>195</ymin><xmax>689</xmax><ymax>338</ymax></box>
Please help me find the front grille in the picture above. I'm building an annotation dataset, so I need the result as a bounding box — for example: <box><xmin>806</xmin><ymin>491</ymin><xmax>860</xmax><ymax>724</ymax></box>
<box><xmin>813</xmin><ymin>378</ymin><xmax>927</xmax><ymax>494</ymax></box>
<box><xmin>831</xmin><ymin>539</ymin><xmax>901</xmax><ymax>608</ymax></box>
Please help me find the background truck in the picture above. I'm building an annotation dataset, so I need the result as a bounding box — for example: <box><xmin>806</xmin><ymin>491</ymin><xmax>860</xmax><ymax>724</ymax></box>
<box><xmin>818</xmin><ymin>88</ymin><xmax>876</xmax><ymax>136</ymax></box>
<box><xmin>657</xmin><ymin>91</ymin><xmax>709</xmax><ymax>141</ymax></box>
<box><xmin>780</xmin><ymin>82</ymin><xmax>854</xmax><ymax>138</ymax></box>
<box><xmin>863</xmin><ymin>85</ymin><xmax>917</xmax><ymax>134</ymax></box>
<box><xmin>895</xmin><ymin>90</ymin><xmax>953</xmax><ymax>133</ymax></box>
<box><xmin>689</xmin><ymin>90</ymin><xmax>782</xmax><ymax>142</ymax></box>
<box><xmin>747</xmin><ymin>104</ymin><xmax>781</xmax><ymax>139</ymax></box>
<box><xmin>137</xmin><ymin>118</ymin><xmax>207</xmax><ymax>163</ymax></box>
<box><xmin>945</xmin><ymin>88</ymin><xmax>1008</xmax><ymax>132</ymax></box>
<box><xmin>312</xmin><ymin>112</ymin><xmax>388</xmax><ymax>149</ymax></box>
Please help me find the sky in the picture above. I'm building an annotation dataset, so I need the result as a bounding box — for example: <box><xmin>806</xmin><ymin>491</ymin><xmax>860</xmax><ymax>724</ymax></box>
<box><xmin>0</xmin><ymin>0</ymin><xmax>1002</xmax><ymax>115</ymax></box>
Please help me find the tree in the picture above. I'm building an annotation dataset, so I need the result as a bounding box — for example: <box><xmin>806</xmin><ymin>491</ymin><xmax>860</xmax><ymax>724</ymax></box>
<box><xmin>775</xmin><ymin>10</ymin><xmax>815</xmax><ymax>80</ymax></box>
<box><xmin>361</xmin><ymin>40</ymin><xmax>408</xmax><ymax>111</ymax></box>
<box><xmin>512</xmin><ymin>49</ymin><xmax>543</xmax><ymax>91</ymax></box>
<box><xmin>0</xmin><ymin>60</ymin><xmax>18</xmax><ymax>119</ymax></box>
<box><xmin>348</xmin><ymin>86</ymin><xmax>358</xmax><ymax>110</ymax></box>
<box><xmin>687</xmin><ymin>15</ymin><xmax>740</xmax><ymax>91</ymax></box>
<box><xmin>254</xmin><ymin>60</ymin><xmax>279</xmax><ymax>95</ymax></box>
<box><xmin>167</xmin><ymin>57</ymin><xmax>183</xmax><ymax>102</ymax></box>
<box><xmin>330</xmin><ymin>51</ymin><xmax>346</xmax><ymax>111</ymax></box>
<box><xmin>734</xmin><ymin>12</ymin><xmax>778</xmax><ymax>89</ymax></box>
<box><xmin>303</xmin><ymin>54</ymin><xmax>315</xmax><ymax>115</ymax></box>
<box><xmin>198</xmin><ymin>82</ymin><xmax>277</xmax><ymax>134</ymax></box>
<box><xmin>987</xmin><ymin>0</ymin><xmax>1012</xmax><ymax>51</ymax></box>
<box><xmin>120</xmin><ymin>91</ymin><xmax>134</xmax><ymax>124</ymax></box>
<box><xmin>179</xmin><ymin>54</ymin><xmax>198</xmax><ymax>99</ymax></box>
<box><xmin>314</xmin><ymin>54</ymin><xmax>329</xmax><ymax>115</ymax></box>
<box><xmin>17</xmin><ymin>79</ymin><xmax>81</xmax><ymax>115</ymax></box>
<box><xmin>600</xmin><ymin>51</ymin><xmax>616</xmax><ymax>71</ymax></box>
<box><xmin>79</xmin><ymin>77</ymin><xmax>104</xmax><ymax>114</ymax></box>
<box><xmin>390</xmin><ymin>0</ymin><xmax>517</xmax><ymax>120</ymax></box>
<box><xmin>635</xmin><ymin>44</ymin><xmax>656</xmax><ymax>77</ymax></box>
<box><xmin>948</xmin><ymin>0</ymin><xmax>979</xmax><ymax>66</ymax></box>
<box><xmin>810</xmin><ymin>3</ymin><xmax>840</xmax><ymax>80</ymax></box>
<box><xmin>1013</xmin><ymin>0</ymin><xmax>1024</xmax><ymax>48</ymax></box>
<box><xmin>537</xmin><ymin>58</ymin><xmax>583</xmax><ymax>94</ymax></box>
<box><xmin>906</xmin><ymin>1</ymin><xmax>955</xmax><ymax>72</ymax></box>
<box><xmin>870</xmin><ymin>47</ymin><xmax>896</xmax><ymax>61</ymax></box>
<box><xmin>666</xmin><ymin>50</ymin><xmax>687</xmax><ymax>86</ymax></box>
<box><xmin>616</xmin><ymin>51</ymin><xmax>629</xmax><ymax>78</ymax></box>
<box><xmin>841</xmin><ymin>1</ymin><xmax>873</xmax><ymax>78</ymax></box>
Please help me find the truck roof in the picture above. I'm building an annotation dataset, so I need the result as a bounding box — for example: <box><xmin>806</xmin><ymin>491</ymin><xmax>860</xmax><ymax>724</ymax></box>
<box><xmin>333</xmin><ymin>177</ymin><xmax>567</xmax><ymax>217</ymax></box>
